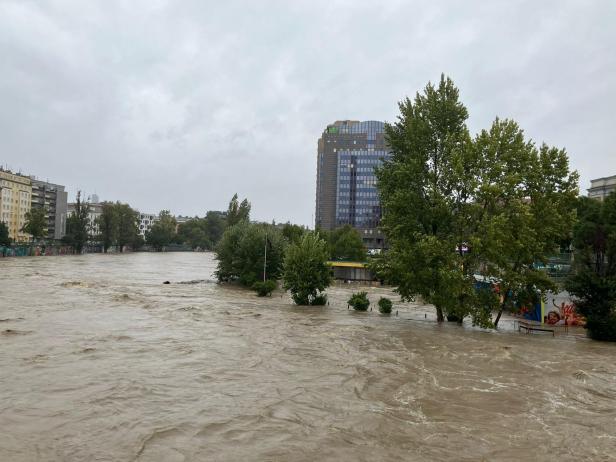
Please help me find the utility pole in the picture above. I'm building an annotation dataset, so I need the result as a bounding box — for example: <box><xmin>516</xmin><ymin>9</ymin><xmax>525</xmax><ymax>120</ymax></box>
<box><xmin>263</xmin><ymin>232</ymin><xmax>267</xmax><ymax>282</ymax></box>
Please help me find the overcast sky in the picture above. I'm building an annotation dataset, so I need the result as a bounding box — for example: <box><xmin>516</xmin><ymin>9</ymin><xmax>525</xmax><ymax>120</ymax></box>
<box><xmin>1</xmin><ymin>1</ymin><xmax>614</xmax><ymax>226</ymax></box>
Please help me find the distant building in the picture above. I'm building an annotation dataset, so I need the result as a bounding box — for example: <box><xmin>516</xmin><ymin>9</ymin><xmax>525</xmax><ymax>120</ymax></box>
<box><xmin>138</xmin><ymin>212</ymin><xmax>158</xmax><ymax>236</ymax></box>
<box><xmin>315</xmin><ymin>120</ymin><xmax>391</xmax><ymax>249</ymax></box>
<box><xmin>67</xmin><ymin>200</ymin><xmax>104</xmax><ymax>239</ymax></box>
<box><xmin>588</xmin><ymin>175</ymin><xmax>616</xmax><ymax>201</ymax></box>
<box><xmin>31</xmin><ymin>178</ymin><xmax>68</xmax><ymax>240</ymax></box>
<box><xmin>0</xmin><ymin>169</ymin><xmax>32</xmax><ymax>242</ymax></box>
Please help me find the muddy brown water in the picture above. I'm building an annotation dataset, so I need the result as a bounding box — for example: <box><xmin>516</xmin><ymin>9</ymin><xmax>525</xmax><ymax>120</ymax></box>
<box><xmin>1</xmin><ymin>253</ymin><xmax>615</xmax><ymax>461</ymax></box>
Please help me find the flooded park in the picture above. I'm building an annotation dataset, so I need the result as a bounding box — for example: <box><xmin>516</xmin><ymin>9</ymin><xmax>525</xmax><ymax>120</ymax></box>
<box><xmin>1</xmin><ymin>252</ymin><xmax>615</xmax><ymax>461</ymax></box>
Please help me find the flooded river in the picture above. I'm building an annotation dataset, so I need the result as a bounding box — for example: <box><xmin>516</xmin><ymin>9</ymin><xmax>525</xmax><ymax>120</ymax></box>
<box><xmin>1</xmin><ymin>253</ymin><xmax>615</xmax><ymax>461</ymax></box>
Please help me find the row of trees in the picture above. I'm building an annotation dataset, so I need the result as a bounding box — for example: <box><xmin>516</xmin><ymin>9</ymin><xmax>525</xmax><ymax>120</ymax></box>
<box><xmin>373</xmin><ymin>75</ymin><xmax>579</xmax><ymax>329</ymax></box>
<box><xmin>214</xmin><ymin>198</ymin><xmax>332</xmax><ymax>304</ymax></box>
<box><xmin>282</xmin><ymin>223</ymin><xmax>366</xmax><ymax>261</ymax></box>
<box><xmin>94</xmin><ymin>201</ymin><xmax>144</xmax><ymax>252</ymax></box>
<box><xmin>216</xmin><ymin>222</ymin><xmax>332</xmax><ymax>305</ymax></box>
<box><xmin>146</xmin><ymin>194</ymin><xmax>249</xmax><ymax>251</ymax></box>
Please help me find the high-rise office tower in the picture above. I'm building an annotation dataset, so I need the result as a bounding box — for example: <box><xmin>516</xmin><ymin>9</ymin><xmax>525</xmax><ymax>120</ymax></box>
<box><xmin>315</xmin><ymin>120</ymin><xmax>390</xmax><ymax>249</ymax></box>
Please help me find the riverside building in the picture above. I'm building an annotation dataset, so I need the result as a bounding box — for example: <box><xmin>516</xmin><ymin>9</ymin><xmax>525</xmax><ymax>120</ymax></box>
<box><xmin>588</xmin><ymin>175</ymin><xmax>616</xmax><ymax>201</ymax></box>
<box><xmin>31</xmin><ymin>178</ymin><xmax>68</xmax><ymax>240</ymax></box>
<box><xmin>138</xmin><ymin>212</ymin><xmax>158</xmax><ymax>237</ymax></box>
<box><xmin>315</xmin><ymin>120</ymin><xmax>390</xmax><ymax>249</ymax></box>
<box><xmin>0</xmin><ymin>169</ymin><xmax>32</xmax><ymax>242</ymax></box>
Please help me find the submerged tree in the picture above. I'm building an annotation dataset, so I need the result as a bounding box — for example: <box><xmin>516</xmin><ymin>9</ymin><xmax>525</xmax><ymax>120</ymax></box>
<box><xmin>474</xmin><ymin>120</ymin><xmax>578</xmax><ymax>327</ymax></box>
<box><xmin>566</xmin><ymin>195</ymin><xmax>616</xmax><ymax>341</ymax></box>
<box><xmin>375</xmin><ymin>75</ymin><xmax>578</xmax><ymax>327</ymax></box>
<box><xmin>375</xmin><ymin>75</ymin><xmax>474</xmax><ymax>323</ymax></box>
<box><xmin>283</xmin><ymin>232</ymin><xmax>331</xmax><ymax>305</ymax></box>
<box><xmin>215</xmin><ymin>221</ymin><xmax>285</xmax><ymax>287</ymax></box>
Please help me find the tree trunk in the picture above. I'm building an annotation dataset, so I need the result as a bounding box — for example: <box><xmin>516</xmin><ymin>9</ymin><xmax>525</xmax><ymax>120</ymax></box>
<box><xmin>436</xmin><ymin>306</ymin><xmax>444</xmax><ymax>322</ymax></box>
<box><xmin>493</xmin><ymin>308</ymin><xmax>503</xmax><ymax>328</ymax></box>
<box><xmin>493</xmin><ymin>291</ymin><xmax>510</xmax><ymax>329</ymax></box>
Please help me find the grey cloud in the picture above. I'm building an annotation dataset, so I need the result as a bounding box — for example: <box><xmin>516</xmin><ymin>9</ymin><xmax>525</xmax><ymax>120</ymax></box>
<box><xmin>1</xmin><ymin>0</ymin><xmax>615</xmax><ymax>223</ymax></box>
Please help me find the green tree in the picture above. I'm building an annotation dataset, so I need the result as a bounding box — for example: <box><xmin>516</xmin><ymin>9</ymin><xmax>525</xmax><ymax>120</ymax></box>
<box><xmin>0</xmin><ymin>221</ymin><xmax>10</xmax><ymax>246</ymax></box>
<box><xmin>177</xmin><ymin>218</ymin><xmax>210</xmax><ymax>249</ymax></box>
<box><xmin>281</xmin><ymin>223</ymin><xmax>305</xmax><ymax>244</ymax></box>
<box><xmin>566</xmin><ymin>195</ymin><xmax>616</xmax><ymax>341</ymax></box>
<box><xmin>63</xmin><ymin>191</ymin><xmax>90</xmax><ymax>253</ymax></box>
<box><xmin>226</xmin><ymin>193</ymin><xmax>251</xmax><ymax>227</ymax></box>
<box><xmin>204</xmin><ymin>211</ymin><xmax>226</xmax><ymax>246</ymax></box>
<box><xmin>146</xmin><ymin>210</ymin><xmax>178</xmax><ymax>251</ymax></box>
<box><xmin>115</xmin><ymin>203</ymin><xmax>139</xmax><ymax>252</ymax></box>
<box><xmin>215</xmin><ymin>222</ymin><xmax>285</xmax><ymax>286</ymax></box>
<box><xmin>474</xmin><ymin>120</ymin><xmax>578</xmax><ymax>327</ymax></box>
<box><xmin>95</xmin><ymin>202</ymin><xmax>118</xmax><ymax>252</ymax></box>
<box><xmin>375</xmin><ymin>75</ymin><xmax>474</xmax><ymax>323</ymax></box>
<box><xmin>375</xmin><ymin>76</ymin><xmax>578</xmax><ymax>327</ymax></box>
<box><xmin>132</xmin><ymin>233</ymin><xmax>145</xmax><ymax>250</ymax></box>
<box><xmin>324</xmin><ymin>225</ymin><xmax>366</xmax><ymax>261</ymax></box>
<box><xmin>282</xmin><ymin>232</ymin><xmax>331</xmax><ymax>305</ymax></box>
<box><xmin>22</xmin><ymin>207</ymin><xmax>47</xmax><ymax>241</ymax></box>
<box><xmin>348</xmin><ymin>292</ymin><xmax>370</xmax><ymax>311</ymax></box>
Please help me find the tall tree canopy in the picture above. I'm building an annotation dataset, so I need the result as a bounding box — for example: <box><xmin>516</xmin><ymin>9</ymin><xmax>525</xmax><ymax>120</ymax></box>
<box><xmin>375</xmin><ymin>75</ymin><xmax>578</xmax><ymax>327</ymax></box>
<box><xmin>281</xmin><ymin>223</ymin><xmax>306</xmax><ymax>245</ymax></box>
<box><xmin>146</xmin><ymin>210</ymin><xmax>177</xmax><ymax>251</ymax></box>
<box><xmin>215</xmin><ymin>222</ymin><xmax>285</xmax><ymax>286</ymax></box>
<box><xmin>176</xmin><ymin>211</ymin><xmax>226</xmax><ymax>250</ymax></box>
<box><xmin>323</xmin><ymin>225</ymin><xmax>366</xmax><ymax>261</ymax></box>
<box><xmin>283</xmin><ymin>232</ymin><xmax>331</xmax><ymax>305</ymax></box>
<box><xmin>115</xmin><ymin>203</ymin><xmax>139</xmax><ymax>252</ymax></box>
<box><xmin>21</xmin><ymin>207</ymin><xmax>47</xmax><ymax>241</ymax></box>
<box><xmin>226</xmin><ymin>193</ymin><xmax>251</xmax><ymax>227</ymax></box>
<box><xmin>95</xmin><ymin>202</ymin><xmax>118</xmax><ymax>252</ymax></box>
<box><xmin>567</xmin><ymin>195</ymin><xmax>616</xmax><ymax>341</ymax></box>
<box><xmin>0</xmin><ymin>221</ymin><xmax>10</xmax><ymax>246</ymax></box>
<box><xmin>63</xmin><ymin>191</ymin><xmax>90</xmax><ymax>253</ymax></box>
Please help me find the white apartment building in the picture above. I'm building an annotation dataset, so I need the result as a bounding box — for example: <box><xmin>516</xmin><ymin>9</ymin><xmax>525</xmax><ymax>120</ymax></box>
<box><xmin>138</xmin><ymin>212</ymin><xmax>158</xmax><ymax>236</ymax></box>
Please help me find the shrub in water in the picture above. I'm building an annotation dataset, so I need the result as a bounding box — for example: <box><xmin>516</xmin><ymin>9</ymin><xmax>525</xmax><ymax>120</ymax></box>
<box><xmin>348</xmin><ymin>292</ymin><xmax>370</xmax><ymax>311</ymax></box>
<box><xmin>252</xmin><ymin>280</ymin><xmax>277</xmax><ymax>297</ymax></box>
<box><xmin>311</xmin><ymin>293</ymin><xmax>328</xmax><ymax>306</ymax></box>
<box><xmin>378</xmin><ymin>297</ymin><xmax>392</xmax><ymax>314</ymax></box>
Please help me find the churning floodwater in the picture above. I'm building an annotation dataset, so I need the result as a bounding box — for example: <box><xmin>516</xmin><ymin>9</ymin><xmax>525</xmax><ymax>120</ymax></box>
<box><xmin>1</xmin><ymin>253</ymin><xmax>615</xmax><ymax>461</ymax></box>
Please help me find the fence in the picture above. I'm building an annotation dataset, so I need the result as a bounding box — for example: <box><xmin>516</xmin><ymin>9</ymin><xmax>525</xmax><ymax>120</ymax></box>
<box><xmin>1</xmin><ymin>244</ymin><xmax>75</xmax><ymax>257</ymax></box>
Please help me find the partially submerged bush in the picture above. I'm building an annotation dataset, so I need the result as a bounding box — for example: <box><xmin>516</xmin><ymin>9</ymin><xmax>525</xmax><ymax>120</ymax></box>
<box><xmin>311</xmin><ymin>293</ymin><xmax>328</xmax><ymax>306</ymax></box>
<box><xmin>282</xmin><ymin>232</ymin><xmax>331</xmax><ymax>305</ymax></box>
<box><xmin>253</xmin><ymin>280</ymin><xmax>277</xmax><ymax>297</ymax></box>
<box><xmin>378</xmin><ymin>297</ymin><xmax>392</xmax><ymax>314</ymax></box>
<box><xmin>348</xmin><ymin>292</ymin><xmax>370</xmax><ymax>311</ymax></box>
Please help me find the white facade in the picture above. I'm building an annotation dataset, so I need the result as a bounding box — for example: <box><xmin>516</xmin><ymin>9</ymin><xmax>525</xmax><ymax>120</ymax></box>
<box><xmin>138</xmin><ymin>212</ymin><xmax>158</xmax><ymax>236</ymax></box>
<box><xmin>588</xmin><ymin>175</ymin><xmax>616</xmax><ymax>201</ymax></box>
<box><xmin>67</xmin><ymin>201</ymin><xmax>103</xmax><ymax>238</ymax></box>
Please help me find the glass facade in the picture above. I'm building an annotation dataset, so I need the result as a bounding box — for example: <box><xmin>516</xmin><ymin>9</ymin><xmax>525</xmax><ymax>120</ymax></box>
<box><xmin>334</xmin><ymin>122</ymin><xmax>390</xmax><ymax>228</ymax></box>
